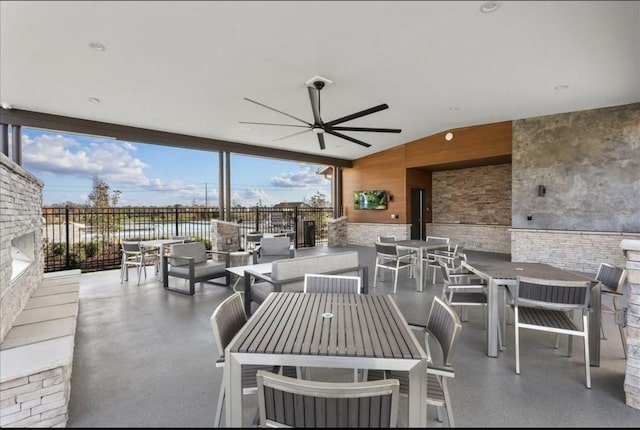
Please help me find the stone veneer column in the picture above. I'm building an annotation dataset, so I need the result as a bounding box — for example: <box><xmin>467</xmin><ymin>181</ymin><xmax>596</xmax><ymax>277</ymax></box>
<box><xmin>210</xmin><ymin>219</ymin><xmax>241</xmax><ymax>253</ymax></box>
<box><xmin>327</xmin><ymin>216</ymin><xmax>348</xmax><ymax>247</ymax></box>
<box><xmin>621</xmin><ymin>239</ymin><xmax>640</xmax><ymax>410</ymax></box>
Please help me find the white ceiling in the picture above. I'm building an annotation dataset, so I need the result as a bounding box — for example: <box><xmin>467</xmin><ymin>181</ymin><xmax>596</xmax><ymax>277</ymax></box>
<box><xmin>1</xmin><ymin>1</ymin><xmax>639</xmax><ymax>161</ymax></box>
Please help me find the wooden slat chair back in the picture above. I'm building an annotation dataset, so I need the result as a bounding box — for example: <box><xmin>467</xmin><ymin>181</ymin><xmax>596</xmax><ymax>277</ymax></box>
<box><xmin>595</xmin><ymin>262</ymin><xmax>628</xmax><ymax>357</ymax></box>
<box><xmin>257</xmin><ymin>370</ymin><xmax>400</xmax><ymax>428</ymax></box>
<box><xmin>513</xmin><ymin>276</ymin><xmax>593</xmax><ymax>388</ymax></box>
<box><xmin>303</xmin><ymin>274</ymin><xmax>361</xmax><ymax>294</ymax></box>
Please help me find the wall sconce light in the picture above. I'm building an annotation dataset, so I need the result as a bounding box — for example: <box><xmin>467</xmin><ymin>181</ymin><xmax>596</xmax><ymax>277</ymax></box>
<box><xmin>538</xmin><ymin>185</ymin><xmax>546</xmax><ymax>197</ymax></box>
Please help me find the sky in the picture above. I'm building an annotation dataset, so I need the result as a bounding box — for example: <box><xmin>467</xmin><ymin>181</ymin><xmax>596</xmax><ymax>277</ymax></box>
<box><xmin>21</xmin><ymin>127</ymin><xmax>331</xmax><ymax>207</ymax></box>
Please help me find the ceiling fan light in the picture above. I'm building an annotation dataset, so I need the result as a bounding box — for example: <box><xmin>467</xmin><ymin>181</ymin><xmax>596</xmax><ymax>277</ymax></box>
<box><xmin>312</xmin><ymin>127</ymin><xmax>324</xmax><ymax>134</ymax></box>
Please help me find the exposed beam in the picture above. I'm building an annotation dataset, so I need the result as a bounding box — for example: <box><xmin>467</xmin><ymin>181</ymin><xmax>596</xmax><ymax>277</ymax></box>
<box><xmin>0</xmin><ymin>108</ymin><xmax>353</xmax><ymax>168</ymax></box>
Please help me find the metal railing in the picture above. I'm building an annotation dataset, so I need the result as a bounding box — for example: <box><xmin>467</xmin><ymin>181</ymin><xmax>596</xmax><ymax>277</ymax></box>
<box><xmin>42</xmin><ymin>206</ymin><xmax>332</xmax><ymax>273</ymax></box>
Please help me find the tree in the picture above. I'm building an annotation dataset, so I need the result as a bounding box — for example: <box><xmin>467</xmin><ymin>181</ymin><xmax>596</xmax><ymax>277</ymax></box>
<box><xmin>308</xmin><ymin>191</ymin><xmax>328</xmax><ymax>208</ymax></box>
<box><xmin>87</xmin><ymin>176</ymin><xmax>121</xmax><ymax>207</ymax></box>
<box><xmin>86</xmin><ymin>176</ymin><xmax>122</xmax><ymax>242</ymax></box>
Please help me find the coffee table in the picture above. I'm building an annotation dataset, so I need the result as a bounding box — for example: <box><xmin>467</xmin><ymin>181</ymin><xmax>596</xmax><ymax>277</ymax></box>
<box><xmin>226</xmin><ymin>262</ymin><xmax>272</xmax><ymax>292</ymax></box>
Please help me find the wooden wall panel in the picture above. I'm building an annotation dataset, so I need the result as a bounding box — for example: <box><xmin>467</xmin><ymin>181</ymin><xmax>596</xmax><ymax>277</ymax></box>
<box><xmin>405</xmin><ymin>121</ymin><xmax>512</xmax><ymax>168</ymax></box>
<box><xmin>342</xmin><ymin>120</ymin><xmax>513</xmax><ymax>225</ymax></box>
<box><xmin>342</xmin><ymin>146</ymin><xmax>406</xmax><ymax>224</ymax></box>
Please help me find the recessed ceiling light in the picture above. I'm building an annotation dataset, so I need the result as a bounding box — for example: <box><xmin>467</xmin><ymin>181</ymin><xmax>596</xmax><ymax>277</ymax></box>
<box><xmin>448</xmin><ymin>106</ymin><xmax>459</xmax><ymax>112</ymax></box>
<box><xmin>479</xmin><ymin>1</ymin><xmax>501</xmax><ymax>13</ymax></box>
<box><xmin>88</xmin><ymin>97</ymin><xmax>101</xmax><ymax>103</ymax></box>
<box><xmin>554</xmin><ymin>85</ymin><xmax>569</xmax><ymax>90</ymax></box>
<box><xmin>445</xmin><ymin>132</ymin><xmax>454</xmax><ymax>141</ymax></box>
<box><xmin>89</xmin><ymin>42</ymin><xmax>105</xmax><ymax>51</ymax></box>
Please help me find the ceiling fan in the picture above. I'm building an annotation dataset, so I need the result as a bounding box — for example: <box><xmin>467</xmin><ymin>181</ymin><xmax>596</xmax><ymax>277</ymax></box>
<box><xmin>240</xmin><ymin>77</ymin><xmax>401</xmax><ymax>150</ymax></box>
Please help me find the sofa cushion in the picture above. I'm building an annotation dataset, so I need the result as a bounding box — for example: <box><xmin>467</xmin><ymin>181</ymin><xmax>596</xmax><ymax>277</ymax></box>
<box><xmin>170</xmin><ymin>242</ymin><xmax>207</xmax><ymax>266</ymax></box>
<box><xmin>170</xmin><ymin>260</ymin><xmax>226</xmax><ymax>278</ymax></box>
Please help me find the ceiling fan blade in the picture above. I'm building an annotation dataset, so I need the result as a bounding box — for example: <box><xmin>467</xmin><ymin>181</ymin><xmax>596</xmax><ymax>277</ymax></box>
<box><xmin>325</xmin><ymin>130</ymin><xmax>372</xmax><ymax>148</ymax></box>
<box><xmin>308</xmin><ymin>86</ymin><xmax>322</xmax><ymax>125</ymax></box>
<box><xmin>243</xmin><ymin>97</ymin><xmax>312</xmax><ymax>126</ymax></box>
<box><xmin>272</xmin><ymin>128</ymin><xmax>312</xmax><ymax>142</ymax></box>
<box><xmin>317</xmin><ymin>133</ymin><xmax>326</xmax><ymax>150</ymax></box>
<box><xmin>239</xmin><ymin>121</ymin><xmax>309</xmax><ymax>128</ymax></box>
<box><xmin>324</xmin><ymin>103</ymin><xmax>389</xmax><ymax>127</ymax></box>
<box><xmin>328</xmin><ymin>126</ymin><xmax>401</xmax><ymax>133</ymax></box>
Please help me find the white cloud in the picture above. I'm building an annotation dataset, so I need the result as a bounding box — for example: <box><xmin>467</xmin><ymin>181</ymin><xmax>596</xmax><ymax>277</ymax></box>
<box><xmin>23</xmin><ymin>134</ymin><xmax>149</xmax><ymax>184</ymax></box>
<box><xmin>271</xmin><ymin>166</ymin><xmax>328</xmax><ymax>189</ymax></box>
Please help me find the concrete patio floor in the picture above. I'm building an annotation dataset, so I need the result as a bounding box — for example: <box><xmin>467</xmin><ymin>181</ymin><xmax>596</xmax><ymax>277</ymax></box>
<box><xmin>67</xmin><ymin>244</ymin><xmax>640</xmax><ymax>427</ymax></box>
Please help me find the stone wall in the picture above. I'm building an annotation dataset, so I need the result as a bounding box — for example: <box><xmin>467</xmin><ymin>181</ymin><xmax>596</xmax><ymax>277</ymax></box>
<box><xmin>512</xmin><ymin>229</ymin><xmax>640</xmax><ymax>274</ymax></box>
<box><xmin>426</xmin><ymin>223</ymin><xmax>511</xmax><ymax>254</ymax></box>
<box><xmin>327</xmin><ymin>216</ymin><xmax>348</xmax><ymax>247</ymax></box>
<box><xmin>0</xmin><ymin>366</ymin><xmax>70</xmax><ymax>427</ymax></box>
<box><xmin>0</xmin><ymin>154</ymin><xmax>44</xmax><ymax>344</ymax></box>
<box><xmin>432</xmin><ymin>164</ymin><xmax>511</xmax><ymax>226</ymax></box>
<box><xmin>347</xmin><ymin>223</ymin><xmax>410</xmax><ymax>246</ymax></box>
<box><xmin>210</xmin><ymin>219</ymin><xmax>241</xmax><ymax>254</ymax></box>
<box><xmin>512</xmin><ymin>103</ymin><xmax>640</xmax><ymax>232</ymax></box>
<box><xmin>621</xmin><ymin>239</ymin><xmax>640</xmax><ymax>410</ymax></box>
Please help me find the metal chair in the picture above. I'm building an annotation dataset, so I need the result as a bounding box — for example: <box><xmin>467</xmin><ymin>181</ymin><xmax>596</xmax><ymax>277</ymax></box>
<box><xmin>596</xmin><ymin>262</ymin><xmax>628</xmax><ymax>358</ymax></box>
<box><xmin>512</xmin><ymin>276</ymin><xmax>593</xmax><ymax>388</ymax></box>
<box><xmin>120</xmin><ymin>240</ymin><xmax>157</xmax><ymax>285</ymax></box>
<box><xmin>368</xmin><ymin>296</ymin><xmax>462</xmax><ymax>427</ymax></box>
<box><xmin>303</xmin><ymin>273</ymin><xmax>362</xmax><ymax>294</ymax></box>
<box><xmin>373</xmin><ymin>242</ymin><xmax>415</xmax><ymax>294</ymax></box>
<box><xmin>424</xmin><ymin>236</ymin><xmax>451</xmax><ymax>285</ymax></box>
<box><xmin>210</xmin><ymin>293</ymin><xmax>295</xmax><ymax>427</ymax></box>
<box><xmin>439</xmin><ymin>260</ymin><xmax>488</xmax><ymax>325</ymax></box>
<box><xmin>256</xmin><ymin>370</ymin><xmax>400</xmax><ymax>428</ymax></box>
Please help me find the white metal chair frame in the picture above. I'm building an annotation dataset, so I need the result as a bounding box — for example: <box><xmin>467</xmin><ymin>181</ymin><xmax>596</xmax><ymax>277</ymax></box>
<box><xmin>120</xmin><ymin>240</ymin><xmax>158</xmax><ymax>285</ymax></box>
<box><xmin>512</xmin><ymin>275</ymin><xmax>593</xmax><ymax>389</ymax></box>
<box><xmin>424</xmin><ymin>236</ymin><xmax>451</xmax><ymax>285</ymax></box>
<box><xmin>373</xmin><ymin>242</ymin><xmax>415</xmax><ymax>294</ymax></box>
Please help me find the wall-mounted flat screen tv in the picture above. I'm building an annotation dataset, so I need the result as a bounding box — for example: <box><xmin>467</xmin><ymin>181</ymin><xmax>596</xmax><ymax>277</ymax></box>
<box><xmin>353</xmin><ymin>190</ymin><xmax>388</xmax><ymax>210</ymax></box>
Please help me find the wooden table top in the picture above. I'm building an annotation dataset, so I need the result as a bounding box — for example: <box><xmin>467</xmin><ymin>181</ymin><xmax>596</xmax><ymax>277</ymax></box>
<box><xmin>465</xmin><ymin>261</ymin><xmax>595</xmax><ymax>282</ymax></box>
<box><xmin>231</xmin><ymin>292</ymin><xmax>424</xmax><ymax>360</ymax></box>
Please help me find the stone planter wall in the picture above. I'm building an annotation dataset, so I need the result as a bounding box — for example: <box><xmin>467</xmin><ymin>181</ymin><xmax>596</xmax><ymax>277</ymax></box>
<box><xmin>621</xmin><ymin>239</ymin><xmax>640</xmax><ymax>410</ymax></box>
<box><xmin>512</xmin><ymin>229</ymin><xmax>640</xmax><ymax>274</ymax></box>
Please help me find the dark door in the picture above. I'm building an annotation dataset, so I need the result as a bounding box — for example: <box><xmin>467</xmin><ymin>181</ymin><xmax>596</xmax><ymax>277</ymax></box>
<box><xmin>410</xmin><ymin>188</ymin><xmax>425</xmax><ymax>240</ymax></box>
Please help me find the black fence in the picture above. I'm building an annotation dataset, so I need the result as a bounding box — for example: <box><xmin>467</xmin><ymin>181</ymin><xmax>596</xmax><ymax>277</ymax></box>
<box><xmin>42</xmin><ymin>206</ymin><xmax>333</xmax><ymax>273</ymax></box>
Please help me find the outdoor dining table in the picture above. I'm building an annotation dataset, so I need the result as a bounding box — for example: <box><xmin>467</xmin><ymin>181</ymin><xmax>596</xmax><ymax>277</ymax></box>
<box><xmin>225</xmin><ymin>291</ymin><xmax>428</xmax><ymax>427</ymax></box>
<box><xmin>395</xmin><ymin>239</ymin><xmax>450</xmax><ymax>292</ymax></box>
<box><xmin>462</xmin><ymin>261</ymin><xmax>599</xmax><ymax>363</ymax></box>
